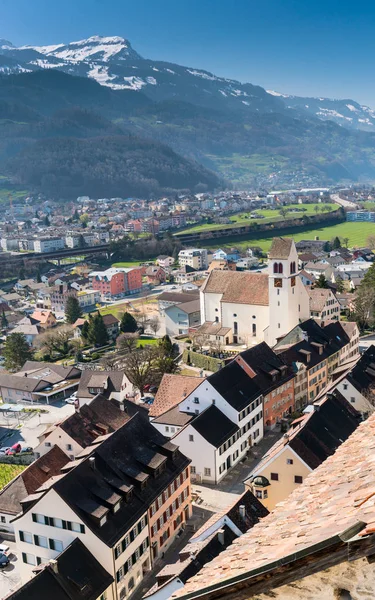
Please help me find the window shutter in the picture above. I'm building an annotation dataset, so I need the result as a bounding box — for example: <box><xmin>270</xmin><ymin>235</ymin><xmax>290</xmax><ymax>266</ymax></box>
<box><xmin>34</xmin><ymin>535</ymin><xmax>39</xmax><ymax>546</ymax></box>
<box><xmin>19</xmin><ymin>531</ymin><xmax>24</xmax><ymax>542</ymax></box>
<box><xmin>49</xmin><ymin>539</ymin><xmax>55</xmax><ymax>550</ymax></box>
<box><xmin>130</xmin><ymin>530</ymin><xmax>135</xmax><ymax>542</ymax></box>
<box><xmin>62</xmin><ymin>520</ymin><xmax>67</xmax><ymax>530</ymax></box>
<box><xmin>22</xmin><ymin>552</ymin><xmax>27</xmax><ymax>563</ymax></box>
<box><xmin>32</xmin><ymin>514</ymin><xmax>37</xmax><ymax>523</ymax></box>
<box><xmin>44</xmin><ymin>516</ymin><xmax>49</xmax><ymax>526</ymax></box>
<box><xmin>137</xmin><ymin>522</ymin><xmax>142</xmax><ymax>534</ymax></box>
<box><xmin>80</xmin><ymin>524</ymin><xmax>85</xmax><ymax>534</ymax></box>
<box><xmin>67</xmin><ymin>521</ymin><xmax>72</xmax><ymax>531</ymax></box>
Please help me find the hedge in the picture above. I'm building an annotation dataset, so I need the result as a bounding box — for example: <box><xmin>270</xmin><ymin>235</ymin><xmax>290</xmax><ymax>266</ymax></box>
<box><xmin>182</xmin><ymin>349</ymin><xmax>224</xmax><ymax>372</ymax></box>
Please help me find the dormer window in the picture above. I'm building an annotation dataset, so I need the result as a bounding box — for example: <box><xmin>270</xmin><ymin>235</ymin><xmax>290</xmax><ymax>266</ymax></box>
<box><xmin>113</xmin><ymin>501</ymin><xmax>121</xmax><ymax>513</ymax></box>
<box><xmin>100</xmin><ymin>515</ymin><xmax>107</xmax><ymax>527</ymax></box>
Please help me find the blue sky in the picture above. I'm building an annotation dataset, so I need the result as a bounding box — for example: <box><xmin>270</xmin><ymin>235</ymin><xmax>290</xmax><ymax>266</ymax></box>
<box><xmin>2</xmin><ymin>0</ymin><xmax>375</xmax><ymax>106</ymax></box>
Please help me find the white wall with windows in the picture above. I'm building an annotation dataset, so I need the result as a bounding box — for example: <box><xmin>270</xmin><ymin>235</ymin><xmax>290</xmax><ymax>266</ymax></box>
<box><xmin>34</xmin><ymin>428</ymin><xmax>83</xmax><ymax>460</ymax></box>
<box><xmin>114</xmin><ymin>513</ymin><xmax>151</xmax><ymax>600</ymax></box>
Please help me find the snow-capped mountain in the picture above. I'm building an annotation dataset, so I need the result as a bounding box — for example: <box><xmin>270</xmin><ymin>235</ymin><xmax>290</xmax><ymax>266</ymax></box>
<box><xmin>267</xmin><ymin>90</ymin><xmax>375</xmax><ymax>131</ymax></box>
<box><xmin>0</xmin><ymin>35</ymin><xmax>285</xmax><ymax>113</ymax></box>
<box><xmin>0</xmin><ymin>35</ymin><xmax>374</xmax><ymax>131</ymax></box>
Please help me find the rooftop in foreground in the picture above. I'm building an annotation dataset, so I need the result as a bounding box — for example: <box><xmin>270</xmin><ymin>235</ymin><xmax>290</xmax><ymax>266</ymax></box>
<box><xmin>173</xmin><ymin>412</ymin><xmax>375</xmax><ymax>600</ymax></box>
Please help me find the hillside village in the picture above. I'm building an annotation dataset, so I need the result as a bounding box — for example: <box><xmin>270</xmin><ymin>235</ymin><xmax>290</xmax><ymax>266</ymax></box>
<box><xmin>1</xmin><ymin>218</ymin><xmax>375</xmax><ymax>599</ymax></box>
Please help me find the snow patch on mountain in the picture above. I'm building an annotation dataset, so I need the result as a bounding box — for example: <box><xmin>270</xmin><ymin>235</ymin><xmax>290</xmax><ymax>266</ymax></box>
<box><xmin>267</xmin><ymin>90</ymin><xmax>290</xmax><ymax>98</ymax></box>
<box><xmin>187</xmin><ymin>69</ymin><xmax>218</xmax><ymax>81</ymax></box>
<box><xmin>346</xmin><ymin>104</ymin><xmax>359</xmax><ymax>112</ymax></box>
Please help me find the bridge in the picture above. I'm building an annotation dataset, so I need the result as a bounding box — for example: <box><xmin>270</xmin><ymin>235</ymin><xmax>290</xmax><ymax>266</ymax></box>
<box><xmin>0</xmin><ymin>244</ymin><xmax>111</xmax><ymax>266</ymax></box>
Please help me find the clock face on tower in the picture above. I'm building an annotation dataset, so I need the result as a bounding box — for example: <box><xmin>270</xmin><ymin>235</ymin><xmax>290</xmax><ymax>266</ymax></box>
<box><xmin>274</xmin><ymin>278</ymin><xmax>283</xmax><ymax>288</ymax></box>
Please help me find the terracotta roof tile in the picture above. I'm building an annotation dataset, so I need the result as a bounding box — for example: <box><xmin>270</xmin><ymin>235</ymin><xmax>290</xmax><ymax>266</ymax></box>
<box><xmin>149</xmin><ymin>374</ymin><xmax>204</xmax><ymax>418</ymax></box>
<box><xmin>174</xmin><ymin>412</ymin><xmax>375</xmax><ymax>599</ymax></box>
<box><xmin>268</xmin><ymin>237</ymin><xmax>293</xmax><ymax>259</ymax></box>
<box><xmin>203</xmin><ymin>271</ymin><xmax>269</xmax><ymax>306</ymax></box>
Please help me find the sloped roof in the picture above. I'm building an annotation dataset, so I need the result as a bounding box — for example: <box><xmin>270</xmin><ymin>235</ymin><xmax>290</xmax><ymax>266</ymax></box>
<box><xmin>0</xmin><ymin>446</ymin><xmax>68</xmax><ymax>516</ymax></box>
<box><xmin>149</xmin><ymin>374</ymin><xmax>204</xmax><ymax>418</ymax></box>
<box><xmin>308</xmin><ymin>288</ymin><xmax>333</xmax><ymax>312</ymax></box>
<box><xmin>190</xmin><ymin>405</ymin><xmax>239</xmax><ymax>448</ymax></box>
<box><xmin>5</xmin><ymin>538</ymin><xmax>113</xmax><ymax>600</ymax></box>
<box><xmin>268</xmin><ymin>237</ymin><xmax>293</xmax><ymax>259</ymax></box>
<box><xmin>174</xmin><ymin>410</ymin><xmax>375</xmax><ymax>600</ymax></box>
<box><xmin>78</xmin><ymin>370</ymin><xmax>125</xmax><ymax>400</ymax></box>
<box><xmin>203</xmin><ymin>271</ymin><xmax>269</xmax><ymax>306</ymax></box>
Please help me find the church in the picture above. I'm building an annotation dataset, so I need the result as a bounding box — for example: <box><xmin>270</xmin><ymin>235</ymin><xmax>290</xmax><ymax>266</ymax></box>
<box><xmin>199</xmin><ymin>237</ymin><xmax>310</xmax><ymax>347</ymax></box>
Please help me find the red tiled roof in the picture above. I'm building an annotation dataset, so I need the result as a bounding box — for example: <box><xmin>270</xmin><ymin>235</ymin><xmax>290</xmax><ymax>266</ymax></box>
<box><xmin>174</xmin><ymin>413</ymin><xmax>375</xmax><ymax>599</ymax></box>
<box><xmin>149</xmin><ymin>374</ymin><xmax>204</xmax><ymax>418</ymax></box>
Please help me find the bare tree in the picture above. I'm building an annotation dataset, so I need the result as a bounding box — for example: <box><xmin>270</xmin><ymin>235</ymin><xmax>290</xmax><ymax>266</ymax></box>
<box><xmin>36</xmin><ymin>325</ymin><xmax>74</xmax><ymax>357</ymax></box>
<box><xmin>116</xmin><ymin>332</ymin><xmax>139</xmax><ymax>353</ymax></box>
<box><xmin>353</xmin><ymin>286</ymin><xmax>375</xmax><ymax>330</ymax></box>
<box><xmin>366</xmin><ymin>234</ymin><xmax>375</xmax><ymax>250</ymax></box>
<box><xmin>149</xmin><ymin>316</ymin><xmax>160</xmax><ymax>337</ymax></box>
<box><xmin>122</xmin><ymin>346</ymin><xmax>157</xmax><ymax>396</ymax></box>
<box><xmin>191</xmin><ymin>332</ymin><xmax>207</xmax><ymax>353</ymax></box>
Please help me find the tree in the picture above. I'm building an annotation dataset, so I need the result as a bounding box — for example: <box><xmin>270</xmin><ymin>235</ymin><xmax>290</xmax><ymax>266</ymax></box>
<box><xmin>77</xmin><ymin>234</ymin><xmax>86</xmax><ymax>249</ymax></box>
<box><xmin>117</xmin><ymin>332</ymin><xmax>139</xmax><ymax>353</ymax></box>
<box><xmin>72</xmin><ymin>209</ymin><xmax>79</xmax><ymax>221</ymax></box>
<box><xmin>314</xmin><ymin>205</ymin><xmax>320</xmax><ymax>214</ymax></box>
<box><xmin>335</xmin><ymin>275</ymin><xmax>345</xmax><ymax>293</ymax></box>
<box><xmin>315</xmin><ymin>274</ymin><xmax>329</xmax><ymax>289</ymax></box>
<box><xmin>120</xmin><ymin>312</ymin><xmax>138</xmax><ymax>333</ymax></box>
<box><xmin>1</xmin><ymin>310</ymin><xmax>8</xmax><ymax>329</ymax></box>
<box><xmin>323</xmin><ymin>241</ymin><xmax>331</xmax><ymax>253</ymax></box>
<box><xmin>332</xmin><ymin>236</ymin><xmax>341</xmax><ymax>249</ymax></box>
<box><xmin>81</xmin><ymin>320</ymin><xmax>90</xmax><ymax>341</ymax></box>
<box><xmin>88</xmin><ymin>313</ymin><xmax>109</xmax><ymax>347</ymax></box>
<box><xmin>343</xmin><ymin>237</ymin><xmax>350</xmax><ymax>249</ymax></box>
<box><xmin>123</xmin><ymin>346</ymin><xmax>156</xmax><ymax>396</ymax></box>
<box><xmin>65</xmin><ymin>296</ymin><xmax>82</xmax><ymax>325</ymax></box>
<box><xmin>80</xmin><ymin>213</ymin><xmax>89</xmax><ymax>227</ymax></box>
<box><xmin>159</xmin><ymin>335</ymin><xmax>174</xmax><ymax>357</ymax></box>
<box><xmin>278</xmin><ymin>207</ymin><xmax>287</xmax><ymax>218</ymax></box>
<box><xmin>149</xmin><ymin>316</ymin><xmax>160</xmax><ymax>337</ymax></box>
<box><xmin>44</xmin><ymin>214</ymin><xmax>50</xmax><ymax>227</ymax></box>
<box><xmin>36</xmin><ymin>267</ymin><xmax>42</xmax><ymax>283</ymax></box>
<box><xmin>36</xmin><ymin>326</ymin><xmax>74</xmax><ymax>358</ymax></box>
<box><xmin>353</xmin><ymin>286</ymin><xmax>375</xmax><ymax>330</ymax></box>
<box><xmin>366</xmin><ymin>234</ymin><xmax>375</xmax><ymax>250</ymax></box>
<box><xmin>3</xmin><ymin>332</ymin><xmax>33</xmax><ymax>372</ymax></box>
<box><xmin>18</xmin><ymin>266</ymin><xmax>25</xmax><ymax>280</ymax></box>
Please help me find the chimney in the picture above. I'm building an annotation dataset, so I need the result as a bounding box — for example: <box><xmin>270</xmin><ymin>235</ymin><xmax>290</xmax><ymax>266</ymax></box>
<box><xmin>239</xmin><ymin>505</ymin><xmax>246</xmax><ymax>520</ymax></box>
<box><xmin>49</xmin><ymin>559</ymin><xmax>58</xmax><ymax>574</ymax></box>
<box><xmin>89</xmin><ymin>456</ymin><xmax>95</xmax><ymax>470</ymax></box>
<box><xmin>217</xmin><ymin>528</ymin><xmax>225</xmax><ymax>545</ymax></box>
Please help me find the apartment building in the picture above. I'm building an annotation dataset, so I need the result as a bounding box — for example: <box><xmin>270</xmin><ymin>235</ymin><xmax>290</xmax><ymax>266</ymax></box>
<box><xmin>178</xmin><ymin>249</ymin><xmax>208</xmax><ymax>270</ymax></box>
<box><xmin>89</xmin><ymin>267</ymin><xmax>142</xmax><ymax>298</ymax></box>
<box><xmin>33</xmin><ymin>237</ymin><xmax>65</xmax><ymax>253</ymax></box>
<box><xmin>308</xmin><ymin>287</ymin><xmax>341</xmax><ymax>322</ymax></box>
<box><xmin>12</xmin><ymin>413</ymin><xmax>191</xmax><ymax>600</ymax></box>
<box><xmin>50</xmin><ymin>283</ymin><xmax>77</xmax><ymax>312</ymax></box>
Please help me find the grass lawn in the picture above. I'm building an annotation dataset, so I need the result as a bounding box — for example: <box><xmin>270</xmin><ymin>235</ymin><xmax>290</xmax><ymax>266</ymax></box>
<box><xmin>198</xmin><ymin>222</ymin><xmax>375</xmax><ymax>253</ymax></box>
<box><xmin>137</xmin><ymin>337</ymin><xmax>159</xmax><ymax>347</ymax></box>
<box><xmin>112</xmin><ymin>261</ymin><xmax>143</xmax><ymax>268</ymax></box>
<box><xmin>177</xmin><ymin>203</ymin><xmax>337</xmax><ymax>235</ymax></box>
<box><xmin>179</xmin><ymin>368</ymin><xmax>201</xmax><ymax>377</ymax></box>
<box><xmin>0</xmin><ymin>463</ymin><xmax>26</xmax><ymax>487</ymax></box>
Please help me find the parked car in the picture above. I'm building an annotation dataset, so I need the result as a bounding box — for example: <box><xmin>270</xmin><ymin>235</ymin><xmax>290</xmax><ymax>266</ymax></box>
<box><xmin>0</xmin><ymin>544</ymin><xmax>10</xmax><ymax>556</ymax></box>
<box><xmin>65</xmin><ymin>392</ymin><xmax>77</xmax><ymax>404</ymax></box>
<box><xmin>0</xmin><ymin>553</ymin><xmax>9</xmax><ymax>568</ymax></box>
<box><xmin>20</xmin><ymin>447</ymin><xmax>33</xmax><ymax>454</ymax></box>
<box><xmin>5</xmin><ymin>443</ymin><xmax>22</xmax><ymax>455</ymax></box>
<box><xmin>0</xmin><ymin>447</ymin><xmax>11</xmax><ymax>455</ymax></box>
<box><xmin>149</xmin><ymin>385</ymin><xmax>158</xmax><ymax>393</ymax></box>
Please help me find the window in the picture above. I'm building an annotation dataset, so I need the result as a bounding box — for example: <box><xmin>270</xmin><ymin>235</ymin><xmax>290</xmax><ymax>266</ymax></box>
<box><xmin>252</xmin><ymin>323</ymin><xmax>256</xmax><ymax>336</ymax></box>
<box><xmin>193</xmin><ymin>397</ymin><xmax>199</xmax><ymax>404</ymax></box>
<box><xmin>189</xmin><ymin>435</ymin><xmax>194</xmax><ymax>442</ymax></box>
<box><xmin>22</xmin><ymin>552</ymin><xmax>36</xmax><ymax>565</ymax></box>
<box><xmin>255</xmin><ymin>490</ymin><xmax>262</xmax><ymax>499</ymax></box>
<box><xmin>343</xmin><ymin>383</ymin><xmax>348</xmax><ymax>390</ymax></box>
<box><xmin>34</xmin><ymin>535</ymin><xmax>48</xmax><ymax>548</ymax></box>
<box><xmin>49</xmin><ymin>539</ymin><xmax>63</xmax><ymax>552</ymax></box>
<box><xmin>165</xmin><ymin>426</ymin><xmax>169</xmax><ymax>432</ymax></box>
<box><xmin>45</xmin><ymin>442</ymin><xmax>51</xmax><ymax>447</ymax></box>
<box><xmin>66</xmin><ymin>444</ymin><xmax>72</xmax><ymax>451</ymax></box>
<box><xmin>19</xmin><ymin>531</ymin><xmax>33</xmax><ymax>544</ymax></box>
<box><xmin>33</xmin><ymin>513</ymin><xmax>45</xmax><ymax>525</ymax></box>
<box><xmin>350</xmin><ymin>397</ymin><xmax>355</xmax><ymax>403</ymax></box>
<box><xmin>270</xmin><ymin>472</ymin><xmax>279</xmax><ymax>481</ymax></box>
<box><xmin>294</xmin><ymin>475</ymin><xmax>303</xmax><ymax>484</ymax></box>
<box><xmin>204</xmin><ymin>468</ymin><xmax>211</xmax><ymax>477</ymax></box>
<box><xmin>286</xmin><ymin>458</ymin><xmax>294</xmax><ymax>465</ymax></box>
<box><xmin>0</xmin><ymin>516</ymin><xmax>5</xmax><ymax>523</ymax></box>
<box><xmin>190</xmin><ymin>466</ymin><xmax>196</xmax><ymax>474</ymax></box>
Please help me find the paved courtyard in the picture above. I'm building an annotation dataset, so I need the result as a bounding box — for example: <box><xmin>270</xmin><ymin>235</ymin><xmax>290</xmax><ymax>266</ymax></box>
<box><xmin>0</xmin><ymin>538</ymin><xmax>21</xmax><ymax>597</ymax></box>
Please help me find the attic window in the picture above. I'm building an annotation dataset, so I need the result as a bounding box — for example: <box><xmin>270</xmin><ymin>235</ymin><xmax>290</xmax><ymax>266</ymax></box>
<box><xmin>113</xmin><ymin>501</ymin><xmax>121</xmax><ymax>513</ymax></box>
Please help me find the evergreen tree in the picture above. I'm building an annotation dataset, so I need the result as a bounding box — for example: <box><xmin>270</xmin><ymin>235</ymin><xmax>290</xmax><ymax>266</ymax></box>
<box><xmin>81</xmin><ymin>319</ymin><xmax>90</xmax><ymax>341</ymax></box>
<box><xmin>332</xmin><ymin>236</ymin><xmax>341</xmax><ymax>249</ymax></box>
<box><xmin>159</xmin><ymin>334</ymin><xmax>174</xmax><ymax>357</ymax></box>
<box><xmin>88</xmin><ymin>313</ymin><xmax>109</xmax><ymax>346</ymax></box>
<box><xmin>36</xmin><ymin>268</ymin><xmax>42</xmax><ymax>283</ymax></box>
<box><xmin>120</xmin><ymin>312</ymin><xmax>138</xmax><ymax>333</ymax></box>
<box><xmin>18</xmin><ymin>266</ymin><xmax>25</xmax><ymax>280</ymax></box>
<box><xmin>65</xmin><ymin>296</ymin><xmax>82</xmax><ymax>324</ymax></box>
<box><xmin>315</xmin><ymin>274</ymin><xmax>329</xmax><ymax>289</ymax></box>
<box><xmin>335</xmin><ymin>275</ymin><xmax>344</xmax><ymax>293</ymax></box>
<box><xmin>3</xmin><ymin>332</ymin><xmax>33</xmax><ymax>372</ymax></box>
<box><xmin>1</xmin><ymin>310</ymin><xmax>8</xmax><ymax>329</ymax></box>
<box><xmin>44</xmin><ymin>214</ymin><xmax>50</xmax><ymax>227</ymax></box>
